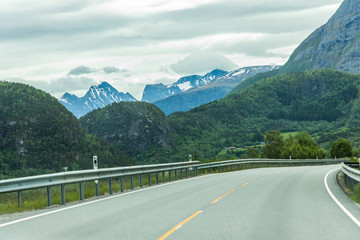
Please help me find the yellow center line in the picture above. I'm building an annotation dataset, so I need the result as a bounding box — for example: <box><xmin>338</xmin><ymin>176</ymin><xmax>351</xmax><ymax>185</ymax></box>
<box><xmin>158</xmin><ymin>210</ymin><xmax>202</xmax><ymax>240</ymax></box>
<box><xmin>158</xmin><ymin>181</ymin><xmax>256</xmax><ymax>239</ymax></box>
<box><xmin>210</xmin><ymin>189</ymin><xmax>235</xmax><ymax>204</ymax></box>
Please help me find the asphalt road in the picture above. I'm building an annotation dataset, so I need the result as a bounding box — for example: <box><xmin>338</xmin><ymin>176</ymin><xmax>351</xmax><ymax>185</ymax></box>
<box><xmin>1</xmin><ymin>165</ymin><xmax>360</xmax><ymax>240</ymax></box>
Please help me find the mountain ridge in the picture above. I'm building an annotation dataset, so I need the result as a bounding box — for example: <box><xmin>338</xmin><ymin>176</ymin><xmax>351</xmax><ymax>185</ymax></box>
<box><xmin>141</xmin><ymin>69</ymin><xmax>228</xmax><ymax>103</ymax></box>
<box><xmin>153</xmin><ymin>65</ymin><xmax>279</xmax><ymax>115</ymax></box>
<box><xmin>59</xmin><ymin>81</ymin><xmax>137</xmax><ymax>118</ymax></box>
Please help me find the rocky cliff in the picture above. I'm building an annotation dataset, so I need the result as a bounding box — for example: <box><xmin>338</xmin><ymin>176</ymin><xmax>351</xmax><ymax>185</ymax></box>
<box><xmin>281</xmin><ymin>0</ymin><xmax>360</xmax><ymax>73</ymax></box>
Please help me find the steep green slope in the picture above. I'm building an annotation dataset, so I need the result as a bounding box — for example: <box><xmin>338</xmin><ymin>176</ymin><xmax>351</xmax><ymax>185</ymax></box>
<box><xmin>80</xmin><ymin>102</ymin><xmax>173</xmax><ymax>164</ymax></box>
<box><xmin>229</xmin><ymin>69</ymin><xmax>280</xmax><ymax>94</ymax></box>
<box><xmin>167</xmin><ymin>69</ymin><xmax>360</xmax><ymax>161</ymax></box>
<box><xmin>77</xmin><ymin>69</ymin><xmax>360</xmax><ymax>163</ymax></box>
<box><xmin>0</xmin><ymin>82</ymin><xmax>132</xmax><ymax>178</ymax></box>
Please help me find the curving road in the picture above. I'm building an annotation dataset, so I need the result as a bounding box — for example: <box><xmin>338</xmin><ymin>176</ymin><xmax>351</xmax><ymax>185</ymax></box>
<box><xmin>1</xmin><ymin>165</ymin><xmax>360</xmax><ymax>240</ymax></box>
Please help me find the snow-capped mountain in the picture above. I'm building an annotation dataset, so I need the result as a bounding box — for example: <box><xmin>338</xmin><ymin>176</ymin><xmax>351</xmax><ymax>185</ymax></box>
<box><xmin>211</xmin><ymin>65</ymin><xmax>280</xmax><ymax>87</ymax></box>
<box><xmin>141</xmin><ymin>69</ymin><xmax>228</xmax><ymax>103</ymax></box>
<box><xmin>59</xmin><ymin>82</ymin><xmax>137</xmax><ymax>118</ymax></box>
<box><xmin>153</xmin><ymin>65</ymin><xmax>280</xmax><ymax>115</ymax></box>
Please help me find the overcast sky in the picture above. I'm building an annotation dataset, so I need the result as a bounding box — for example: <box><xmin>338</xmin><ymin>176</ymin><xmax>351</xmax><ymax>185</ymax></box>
<box><xmin>0</xmin><ymin>0</ymin><xmax>342</xmax><ymax>100</ymax></box>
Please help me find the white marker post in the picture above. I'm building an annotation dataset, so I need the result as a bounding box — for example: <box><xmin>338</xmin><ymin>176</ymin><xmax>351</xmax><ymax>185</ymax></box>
<box><xmin>93</xmin><ymin>156</ymin><xmax>99</xmax><ymax>196</ymax></box>
<box><xmin>189</xmin><ymin>154</ymin><xmax>193</xmax><ymax>172</ymax></box>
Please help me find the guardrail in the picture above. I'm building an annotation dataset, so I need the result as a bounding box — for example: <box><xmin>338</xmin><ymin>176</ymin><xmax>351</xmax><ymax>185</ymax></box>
<box><xmin>0</xmin><ymin>158</ymin><xmax>349</xmax><ymax>209</ymax></box>
<box><xmin>198</xmin><ymin>158</ymin><xmax>348</xmax><ymax>173</ymax></box>
<box><xmin>0</xmin><ymin>161</ymin><xmax>199</xmax><ymax>207</ymax></box>
<box><xmin>341</xmin><ymin>162</ymin><xmax>360</xmax><ymax>190</ymax></box>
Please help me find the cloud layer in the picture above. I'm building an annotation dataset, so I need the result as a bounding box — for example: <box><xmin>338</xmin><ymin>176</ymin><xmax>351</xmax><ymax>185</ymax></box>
<box><xmin>0</xmin><ymin>0</ymin><xmax>342</xmax><ymax>99</ymax></box>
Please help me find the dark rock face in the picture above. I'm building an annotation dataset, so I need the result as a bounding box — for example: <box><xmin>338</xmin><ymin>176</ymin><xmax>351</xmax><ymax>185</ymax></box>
<box><xmin>282</xmin><ymin>0</ymin><xmax>360</xmax><ymax>74</ymax></box>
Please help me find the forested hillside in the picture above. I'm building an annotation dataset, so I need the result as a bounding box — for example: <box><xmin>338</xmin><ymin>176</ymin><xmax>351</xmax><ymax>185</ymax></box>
<box><xmin>80</xmin><ymin>102</ymin><xmax>173</xmax><ymax>164</ymax></box>
<box><xmin>80</xmin><ymin>69</ymin><xmax>360</xmax><ymax>163</ymax></box>
<box><xmin>166</xmin><ymin>69</ymin><xmax>360</xmax><ymax>161</ymax></box>
<box><xmin>0</xmin><ymin>82</ymin><xmax>132</xmax><ymax>178</ymax></box>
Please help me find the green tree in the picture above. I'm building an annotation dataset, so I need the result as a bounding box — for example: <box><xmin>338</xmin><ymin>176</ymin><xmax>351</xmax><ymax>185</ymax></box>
<box><xmin>330</xmin><ymin>138</ymin><xmax>353</xmax><ymax>158</ymax></box>
<box><xmin>281</xmin><ymin>132</ymin><xmax>326</xmax><ymax>159</ymax></box>
<box><xmin>246</xmin><ymin>146</ymin><xmax>260</xmax><ymax>158</ymax></box>
<box><xmin>262</xmin><ymin>130</ymin><xmax>284</xmax><ymax>159</ymax></box>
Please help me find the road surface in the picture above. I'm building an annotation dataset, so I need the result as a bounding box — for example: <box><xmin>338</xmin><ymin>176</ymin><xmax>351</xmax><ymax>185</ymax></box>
<box><xmin>1</xmin><ymin>165</ymin><xmax>359</xmax><ymax>240</ymax></box>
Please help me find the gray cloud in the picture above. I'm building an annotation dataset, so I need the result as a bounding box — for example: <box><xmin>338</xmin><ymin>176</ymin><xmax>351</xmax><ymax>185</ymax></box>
<box><xmin>171</xmin><ymin>51</ymin><xmax>238</xmax><ymax>75</ymax></box>
<box><xmin>103</xmin><ymin>66</ymin><xmax>129</xmax><ymax>74</ymax></box>
<box><xmin>68</xmin><ymin>66</ymin><xmax>94</xmax><ymax>75</ymax></box>
<box><xmin>103</xmin><ymin>66</ymin><xmax>120</xmax><ymax>74</ymax></box>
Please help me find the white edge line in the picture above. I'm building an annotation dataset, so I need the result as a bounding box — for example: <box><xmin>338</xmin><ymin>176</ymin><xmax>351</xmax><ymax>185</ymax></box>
<box><xmin>324</xmin><ymin>168</ymin><xmax>360</xmax><ymax>228</ymax></box>
<box><xmin>0</xmin><ymin>174</ymin><xmax>213</xmax><ymax>228</ymax></box>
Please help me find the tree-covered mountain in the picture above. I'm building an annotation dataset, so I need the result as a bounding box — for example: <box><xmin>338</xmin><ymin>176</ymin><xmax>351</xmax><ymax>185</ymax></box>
<box><xmin>79</xmin><ymin>69</ymin><xmax>360</xmax><ymax>163</ymax></box>
<box><xmin>0</xmin><ymin>81</ymin><xmax>132</xmax><ymax>178</ymax></box>
<box><xmin>280</xmin><ymin>0</ymin><xmax>360</xmax><ymax>74</ymax></box>
<box><xmin>165</xmin><ymin>69</ymin><xmax>360</xmax><ymax>161</ymax></box>
<box><xmin>80</xmin><ymin>102</ymin><xmax>173</xmax><ymax>164</ymax></box>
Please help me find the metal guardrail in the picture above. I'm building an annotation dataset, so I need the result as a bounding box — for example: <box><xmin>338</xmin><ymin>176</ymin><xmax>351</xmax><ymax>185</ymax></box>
<box><xmin>198</xmin><ymin>158</ymin><xmax>348</xmax><ymax>172</ymax></box>
<box><xmin>341</xmin><ymin>162</ymin><xmax>360</xmax><ymax>190</ymax></box>
<box><xmin>0</xmin><ymin>158</ymin><xmax>349</xmax><ymax>208</ymax></box>
<box><xmin>0</xmin><ymin>161</ymin><xmax>199</xmax><ymax>207</ymax></box>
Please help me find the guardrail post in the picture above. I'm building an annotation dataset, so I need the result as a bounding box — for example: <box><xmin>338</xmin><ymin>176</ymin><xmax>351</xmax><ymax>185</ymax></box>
<box><xmin>209</xmin><ymin>167</ymin><xmax>212</xmax><ymax>173</ymax></box>
<box><xmin>185</xmin><ymin>168</ymin><xmax>188</xmax><ymax>178</ymax></box>
<box><xmin>156</xmin><ymin>172</ymin><xmax>159</xmax><ymax>184</ymax></box>
<box><xmin>131</xmin><ymin>176</ymin><xmax>134</xmax><ymax>189</ymax></box>
<box><xmin>79</xmin><ymin>182</ymin><xmax>84</xmax><ymax>201</ymax></box>
<box><xmin>120</xmin><ymin>176</ymin><xmax>124</xmax><ymax>192</ymax></box>
<box><xmin>61</xmin><ymin>184</ymin><xmax>66</xmax><ymax>205</ymax></box>
<box><xmin>108</xmin><ymin>178</ymin><xmax>113</xmax><ymax>195</ymax></box>
<box><xmin>140</xmin><ymin>174</ymin><xmax>143</xmax><ymax>187</ymax></box>
<box><xmin>190</xmin><ymin>168</ymin><xmax>193</xmax><ymax>177</ymax></box>
<box><xmin>174</xmin><ymin>170</ymin><xmax>178</xmax><ymax>180</ymax></box>
<box><xmin>17</xmin><ymin>191</ymin><xmax>22</xmax><ymax>207</ymax></box>
<box><xmin>47</xmin><ymin>187</ymin><xmax>52</xmax><ymax>206</ymax></box>
<box><xmin>95</xmin><ymin>182</ymin><xmax>99</xmax><ymax>196</ymax></box>
<box><xmin>196</xmin><ymin>167</ymin><xmax>198</xmax><ymax>176</ymax></box>
<box><xmin>148</xmin><ymin>173</ymin><xmax>151</xmax><ymax>186</ymax></box>
<box><xmin>168</xmin><ymin>170</ymin><xmax>171</xmax><ymax>181</ymax></box>
<box><xmin>180</xmin><ymin>169</ymin><xmax>183</xmax><ymax>179</ymax></box>
<box><xmin>162</xmin><ymin>171</ymin><xmax>166</xmax><ymax>182</ymax></box>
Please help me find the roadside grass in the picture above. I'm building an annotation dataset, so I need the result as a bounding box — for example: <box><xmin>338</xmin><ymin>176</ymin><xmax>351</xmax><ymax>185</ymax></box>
<box><xmin>337</xmin><ymin>171</ymin><xmax>360</xmax><ymax>204</ymax></box>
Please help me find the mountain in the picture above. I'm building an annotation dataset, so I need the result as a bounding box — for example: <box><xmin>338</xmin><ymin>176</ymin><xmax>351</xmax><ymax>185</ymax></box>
<box><xmin>141</xmin><ymin>69</ymin><xmax>228</xmax><ymax>103</ymax></box>
<box><xmin>0</xmin><ymin>81</ymin><xmax>132</xmax><ymax>178</ymax></box>
<box><xmin>153</xmin><ymin>65</ymin><xmax>279</xmax><ymax>115</ymax></box>
<box><xmin>80</xmin><ymin>102</ymin><xmax>172</xmax><ymax>164</ymax></box>
<box><xmin>60</xmin><ymin>82</ymin><xmax>137</xmax><ymax>118</ymax></box>
<box><xmin>165</xmin><ymin>69</ymin><xmax>360</xmax><ymax>161</ymax></box>
<box><xmin>281</xmin><ymin>0</ymin><xmax>360</xmax><ymax>73</ymax></box>
<box><xmin>80</xmin><ymin>70</ymin><xmax>360</xmax><ymax>163</ymax></box>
